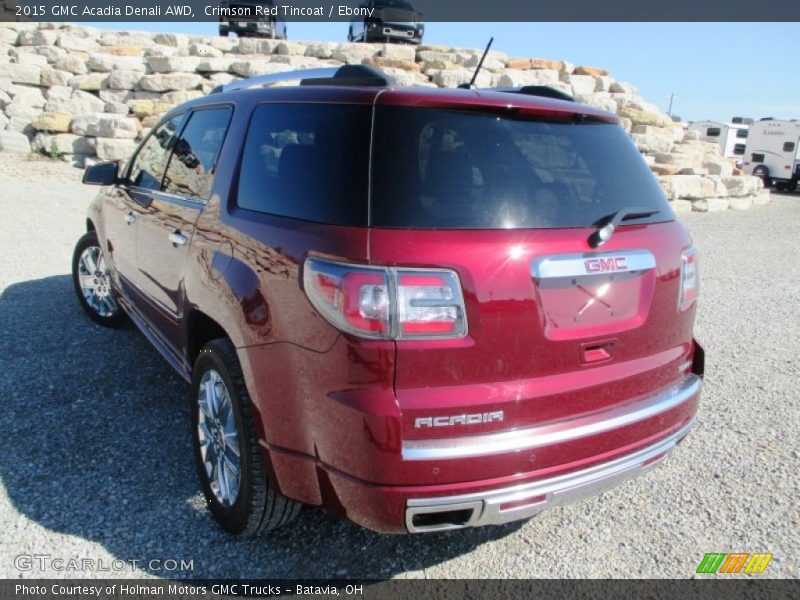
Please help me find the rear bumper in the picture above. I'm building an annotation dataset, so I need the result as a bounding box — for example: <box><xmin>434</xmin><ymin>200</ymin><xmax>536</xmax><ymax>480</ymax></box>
<box><xmin>405</xmin><ymin>417</ymin><xmax>694</xmax><ymax>532</ymax></box>
<box><xmin>262</xmin><ymin>372</ymin><xmax>701</xmax><ymax>533</ymax></box>
<box><xmin>403</xmin><ymin>374</ymin><xmax>701</xmax><ymax>461</ymax></box>
<box><xmin>365</xmin><ymin>22</ymin><xmax>421</xmax><ymax>42</ymax></box>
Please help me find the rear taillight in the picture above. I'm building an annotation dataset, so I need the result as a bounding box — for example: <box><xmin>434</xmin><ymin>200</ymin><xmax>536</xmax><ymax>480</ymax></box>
<box><xmin>679</xmin><ymin>246</ymin><xmax>699</xmax><ymax>311</ymax></box>
<box><xmin>303</xmin><ymin>258</ymin><xmax>467</xmax><ymax>340</ymax></box>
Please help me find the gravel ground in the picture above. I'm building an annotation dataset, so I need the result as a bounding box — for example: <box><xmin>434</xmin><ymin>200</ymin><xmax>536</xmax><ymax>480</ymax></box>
<box><xmin>0</xmin><ymin>155</ymin><xmax>797</xmax><ymax>579</ymax></box>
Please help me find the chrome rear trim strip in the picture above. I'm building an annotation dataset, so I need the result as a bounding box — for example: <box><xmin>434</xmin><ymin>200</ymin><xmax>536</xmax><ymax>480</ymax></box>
<box><xmin>405</xmin><ymin>418</ymin><xmax>695</xmax><ymax>532</ymax></box>
<box><xmin>531</xmin><ymin>249</ymin><xmax>656</xmax><ymax>279</ymax></box>
<box><xmin>402</xmin><ymin>375</ymin><xmax>701</xmax><ymax>461</ymax></box>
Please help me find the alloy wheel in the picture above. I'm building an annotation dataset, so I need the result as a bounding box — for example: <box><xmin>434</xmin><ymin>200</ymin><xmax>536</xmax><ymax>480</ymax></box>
<box><xmin>197</xmin><ymin>370</ymin><xmax>241</xmax><ymax>507</ymax></box>
<box><xmin>77</xmin><ymin>246</ymin><xmax>117</xmax><ymax>317</ymax></box>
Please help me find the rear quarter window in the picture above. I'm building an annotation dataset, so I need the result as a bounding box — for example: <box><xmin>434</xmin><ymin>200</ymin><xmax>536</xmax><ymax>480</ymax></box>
<box><xmin>235</xmin><ymin>103</ymin><xmax>371</xmax><ymax>226</ymax></box>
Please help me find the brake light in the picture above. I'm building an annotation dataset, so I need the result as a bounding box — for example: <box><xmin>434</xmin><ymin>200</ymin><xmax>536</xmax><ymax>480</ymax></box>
<box><xmin>678</xmin><ymin>246</ymin><xmax>699</xmax><ymax>311</ymax></box>
<box><xmin>303</xmin><ymin>258</ymin><xmax>467</xmax><ymax>340</ymax></box>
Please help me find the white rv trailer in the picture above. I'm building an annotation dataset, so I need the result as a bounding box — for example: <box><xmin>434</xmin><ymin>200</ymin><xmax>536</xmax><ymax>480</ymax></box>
<box><xmin>687</xmin><ymin>120</ymin><xmax>750</xmax><ymax>160</ymax></box>
<box><xmin>742</xmin><ymin>119</ymin><xmax>800</xmax><ymax>191</ymax></box>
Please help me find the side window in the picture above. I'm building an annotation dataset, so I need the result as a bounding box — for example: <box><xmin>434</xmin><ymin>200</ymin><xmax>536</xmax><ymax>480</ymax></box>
<box><xmin>751</xmin><ymin>153</ymin><xmax>765</xmax><ymax>163</ymax></box>
<box><xmin>783</xmin><ymin>141</ymin><xmax>795</xmax><ymax>153</ymax></box>
<box><xmin>736</xmin><ymin>129</ymin><xmax>748</xmax><ymax>139</ymax></box>
<box><xmin>733</xmin><ymin>144</ymin><xmax>746</xmax><ymax>155</ymax></box>
<box><xmin>706</xmin><ymin>127</ymin><xmax>721</xmax><ymax>137</ymax></box>
<box><xmin>128</xmin><ymin>115</ymin><xmax>184</xmax><ymax>190</ymax></box>
<box><xmin>236</xmin><ymin>103</ymin><xmax>371</xmax><ymax>226</ymax></box>
<box><xmin>163</xmin><ymin>107</ymin><xmax>232</xmax><ymax>200</ymax></box>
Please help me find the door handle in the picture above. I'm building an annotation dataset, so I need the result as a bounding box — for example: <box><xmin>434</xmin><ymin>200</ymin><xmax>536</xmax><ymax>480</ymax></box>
<box><xmin>169</xmin><ymin>231</ymin><xmax>188</xmax><ymax>246</ymax></box>
<box><xmin>124</xmin><ymin>213</ymin><xmax>136</xmax><ymax>225</ymax></box>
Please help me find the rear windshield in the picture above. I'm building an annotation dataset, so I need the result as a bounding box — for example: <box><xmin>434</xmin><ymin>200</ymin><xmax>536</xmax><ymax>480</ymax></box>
<box><xmin>370</xmin><ymin>107</ymin><xmax>673</xmax><ymax>229</ymax></box>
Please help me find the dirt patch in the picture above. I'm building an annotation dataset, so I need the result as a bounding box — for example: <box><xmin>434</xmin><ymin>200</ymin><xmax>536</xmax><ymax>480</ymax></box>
<box><xmin>0</xmin><ymin>153</ymin><xmax>84</xmax><ymax>183</ymax></box>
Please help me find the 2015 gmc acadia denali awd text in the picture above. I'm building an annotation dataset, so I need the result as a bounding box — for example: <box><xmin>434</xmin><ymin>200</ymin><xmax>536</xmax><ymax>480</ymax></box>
<box><xmin>72</xmin><ymin>65</ymin><xmax>704</xmax><ymax>535</ymax></box>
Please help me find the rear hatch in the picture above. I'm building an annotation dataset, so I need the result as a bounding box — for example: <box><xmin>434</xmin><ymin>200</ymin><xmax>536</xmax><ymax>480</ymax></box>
<box><xmin>367</xmin><ymin>97</ymin><xmax>697</xmax><ymax>442</ymax></box>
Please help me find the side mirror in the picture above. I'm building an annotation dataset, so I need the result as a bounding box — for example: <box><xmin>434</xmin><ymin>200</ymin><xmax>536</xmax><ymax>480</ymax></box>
<box><xmin>82</xmin><ymin>161</ymin><xmax>119</xmax><ymax>186</ymax></box>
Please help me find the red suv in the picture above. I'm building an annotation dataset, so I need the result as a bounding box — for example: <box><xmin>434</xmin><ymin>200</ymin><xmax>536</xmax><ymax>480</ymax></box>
<box><xmin>73</xmin><ymin>65</ymin><xmax>703</xmax><ymax>535</ymax></box>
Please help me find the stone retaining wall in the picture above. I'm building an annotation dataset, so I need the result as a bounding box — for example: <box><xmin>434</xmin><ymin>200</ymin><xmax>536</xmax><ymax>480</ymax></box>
<box><xmin>0</xmin><ymin>22</ymin><xmax>769</xmax><ymax>212</ymax></box>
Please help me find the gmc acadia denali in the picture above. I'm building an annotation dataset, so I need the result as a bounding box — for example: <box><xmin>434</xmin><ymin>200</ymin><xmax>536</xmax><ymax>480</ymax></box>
<box><xmin>72</xmin><ymin>65</ymin><xmax>704</xmax><ymax>535</ymax></box>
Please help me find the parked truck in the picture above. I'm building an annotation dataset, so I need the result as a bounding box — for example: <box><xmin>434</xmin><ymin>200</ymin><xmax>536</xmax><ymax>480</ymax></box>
<box><xmin>742</xmin><ymin>119</ymin><xmax>800</xmax><ymax>192</ymax></box>
<box><xmin>218</xmin><ymin>0</ymin><xmax>287</xmax><ymax>39</ymax></box>
<box><xmin>348</xmin><ymin>0</ymin><xmax>424</xmax><ymax>44</ymax></box>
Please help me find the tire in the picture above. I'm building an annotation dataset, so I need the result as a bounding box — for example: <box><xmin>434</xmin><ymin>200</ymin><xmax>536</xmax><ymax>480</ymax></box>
<box><xmin>72</xmin><ymin>231</ymin><xmax>126</xmax><ymax>328</ymax></box>
<box><xmin>191</xmin><ymin>338</ymin><xmax>301</xmax><ymax>536</ymax></box>
<box><xmin>752</xmin><ymin>165</ymin><xmax>771</xmax><ymax>188</ymax></box>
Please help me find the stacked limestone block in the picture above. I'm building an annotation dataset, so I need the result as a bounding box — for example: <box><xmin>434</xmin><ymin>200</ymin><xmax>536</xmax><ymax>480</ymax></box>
<box><xmin>0</xmin><ymin>22</ymin><xmax>768</xmax><ymax>212</ymax></box>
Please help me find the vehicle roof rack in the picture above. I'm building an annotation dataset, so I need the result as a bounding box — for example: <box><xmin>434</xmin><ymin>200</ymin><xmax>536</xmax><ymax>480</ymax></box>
<box><xmin>490</xmin><ymin>85</ymin><xmax>575</xmax><ymax>102</ymax></box>
<box><xmin>211</xmin><ymin>65</ymin><xmax>395</xmax><ymax>94</ymax></box>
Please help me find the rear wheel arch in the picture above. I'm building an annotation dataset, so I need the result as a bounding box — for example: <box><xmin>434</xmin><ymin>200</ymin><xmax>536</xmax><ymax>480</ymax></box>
<box><xmin>191</xmin><ymin>337</ymin><xmax>301</xmax><ymax>535</ymax></box>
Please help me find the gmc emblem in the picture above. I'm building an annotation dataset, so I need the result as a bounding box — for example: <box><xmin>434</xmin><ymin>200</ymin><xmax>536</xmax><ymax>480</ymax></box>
<box><xmin>585</xmin><ymin>257</ymin><xmax>627</xmax><ymax>273</ymax></box>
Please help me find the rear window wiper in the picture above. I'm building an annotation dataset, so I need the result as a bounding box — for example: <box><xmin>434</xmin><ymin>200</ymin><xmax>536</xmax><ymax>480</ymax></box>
<box><xmin>588</xmin><ymin>207</ymin><xmax>661</xmax><ymax>248</ymax></box>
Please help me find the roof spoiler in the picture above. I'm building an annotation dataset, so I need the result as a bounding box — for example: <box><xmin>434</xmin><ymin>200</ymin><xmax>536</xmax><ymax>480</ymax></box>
<box><xmin>490</xmin><ymin>85</ymin><xmax>575</xmax><ymax>102</ymax></box>
<box><xmin>300</xmin><ymin>64</ymin><xmax>395</xmax><ymax>87</ymax></box>
<box><xmin>210</xmin><ymin>64</ymin><xmax>395</xmax><ymax>94</ymax></box>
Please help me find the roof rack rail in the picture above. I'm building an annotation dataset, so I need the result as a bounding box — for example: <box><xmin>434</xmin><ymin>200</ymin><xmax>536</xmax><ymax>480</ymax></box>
<box><xmin>211</xmin><ymin>65</ymin><xmax>395</xmax><ymax>94</ymax></box>
<box><xmin>490</xmin><ymin>85</ymin><xmax>575</xmax><ymax>102</ymax></box>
